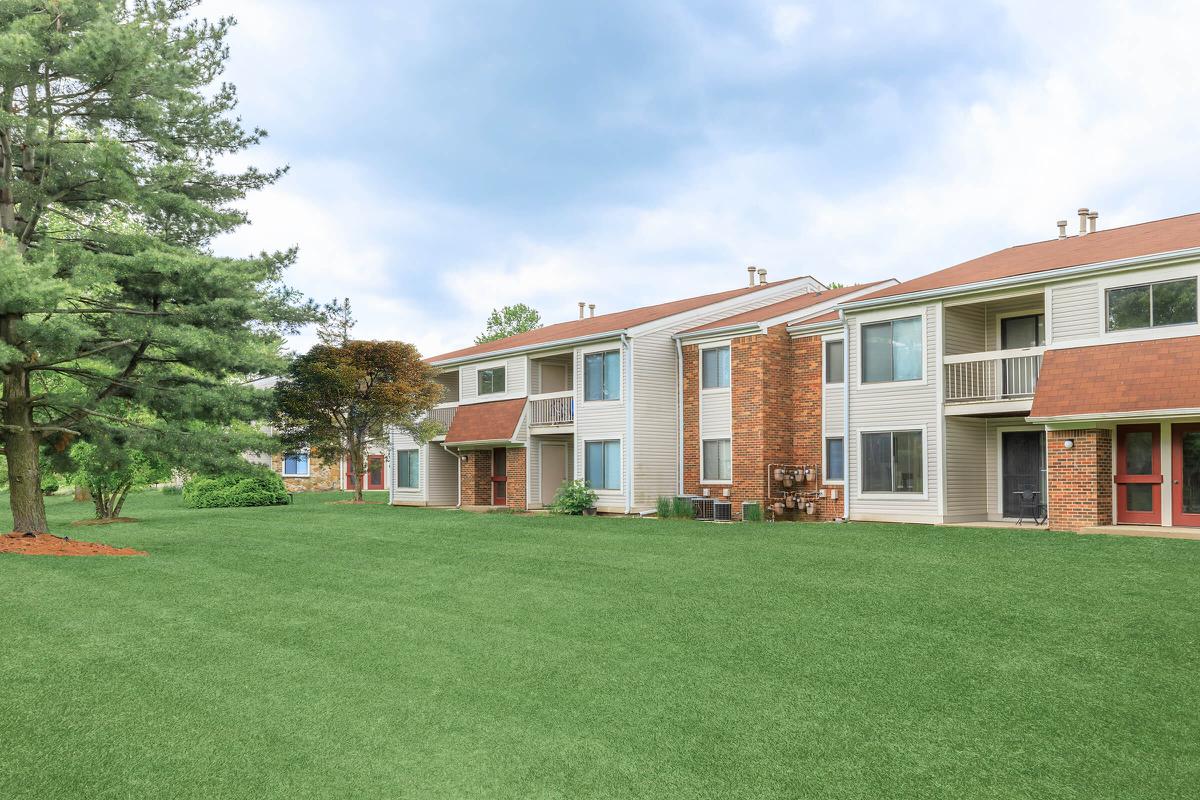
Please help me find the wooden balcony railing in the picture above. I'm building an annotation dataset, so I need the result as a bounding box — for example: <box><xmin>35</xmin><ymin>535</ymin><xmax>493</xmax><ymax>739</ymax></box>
<box><xmin>944</xmin><ymin>347</ymin><xmax>1045</xmax><ymax>403</ymax></box>
<box><xmin>529</xmin><ymin>391</ymin><xmax>574</xmax><ymax>426</ymax></box>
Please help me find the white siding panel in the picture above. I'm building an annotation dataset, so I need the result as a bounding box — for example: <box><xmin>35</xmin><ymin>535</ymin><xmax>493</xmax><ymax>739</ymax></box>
<box><xmin>631</xmin><ymin>331</ymin><xmax>681</xmax><ymax>507</ymax></box>
<box><xmin>943</xmin><ymin>416</ymin><xmax>987</xmax><ymax>522</ymax></box>
<box><xmin>943</xmin><ymin>304</ymin><xmax>985</xmax><ymax>355</ymax></box>
<box><xmin>459</xmin><ymin>356</ymin><xmax>528</xmax><ymax>405</ymax></box>
<box><xmin>699</xmin><ymin>389</ymin><xmax>732</xmax><ymax>438</ymax></box>
<box><xmin>823</xmin><ymin>383</ymin><xmax>844</xmax><ymax>437</ymax></box>
<box><xmin>575</xmin><ymin>341</ymin><xmax>627</xmax><ymax>511</ymax></box>
<box><xmin>389</xmin><ymin>428</ymin><xmax>426</xmax><ymax>505</ymax></box>
<box><xmin>425</xmin><ymin>442</ymin><xmax>459</xmax><ymax>506</ymax></box>
<box><xmin>1050</xmin><ymin>282</ymin><xmax>1101</xmax><ymax>341</ymax></box>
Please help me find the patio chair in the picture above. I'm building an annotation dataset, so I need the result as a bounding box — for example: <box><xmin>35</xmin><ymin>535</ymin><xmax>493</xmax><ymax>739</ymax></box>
<box><xmin>1014</xmin><ymin>488</ymin><xmax>1045</xmax><ymax>525</ymax></box>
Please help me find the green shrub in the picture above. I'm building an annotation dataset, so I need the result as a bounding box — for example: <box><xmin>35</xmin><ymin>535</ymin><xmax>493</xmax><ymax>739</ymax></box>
<box><xmin>161</xmin><ymin>485</ymin><xmax>183</xmax><ymax>495</ymax></box>
<box><xmin>743</xmin><ymin>502</ymin><xmax>763</xmax><ymax>522</ymax></box>
<box><xmin>549</xmin><ymin>479</ymin><xmax>597</xmax><ymax>515</ymax></box>
<box><xmin>183</xmin><ymin>467</ymin><xmax>289</xmax><ymax>509</ymax></box>
<box><xmin>656</xmin><ymin>496</ymin><xmax>673</xmax><ymax>518</ymax></box>
<box><xmin>671</xmin><ymin>496</ymin><xmax>695</xmax><ymax>519</ymax></box>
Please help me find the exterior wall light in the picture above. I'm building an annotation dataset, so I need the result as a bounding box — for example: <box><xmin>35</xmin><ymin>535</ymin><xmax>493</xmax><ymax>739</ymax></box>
<box><xmin>1063</xmin><ymin>438</ymin><xmax>1074</xmax><ymax>450</ymax></box>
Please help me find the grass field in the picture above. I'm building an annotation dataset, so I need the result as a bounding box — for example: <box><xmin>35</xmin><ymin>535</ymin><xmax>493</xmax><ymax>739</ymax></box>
<box><xmin>2</xmin><ymin>491</ymin><xmax>1198</xmax><ymax>799</ymax></box>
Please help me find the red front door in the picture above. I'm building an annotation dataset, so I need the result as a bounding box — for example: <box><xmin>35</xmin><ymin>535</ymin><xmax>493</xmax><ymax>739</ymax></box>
<box><xmin>491</xmin><ymin>448</ymin><xmax>507</xmax><ymax>506</ymax></box>
<box><xmin>1115</xmin><ymin>424</ymin><xmax>1162</xmax><ymax>525</ymax></box>
<box><xmin>345</xmin><ymin>455</ymin><xmax>386</xmax><ymax>490</ymax></box>
<box><xmin>1171</xmin><ymin>424</ymin><xmax>1200</xmax><ymax>527</ymax></box>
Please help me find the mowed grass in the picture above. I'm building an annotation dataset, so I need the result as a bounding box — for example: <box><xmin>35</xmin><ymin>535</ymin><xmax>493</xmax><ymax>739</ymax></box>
<box><xmin>2</xmin><ymin>492</ymin><xmax>1199</xmax><ymax>799</ymax></box>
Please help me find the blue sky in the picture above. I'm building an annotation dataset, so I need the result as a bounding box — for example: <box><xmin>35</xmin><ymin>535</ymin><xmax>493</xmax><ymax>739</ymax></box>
<box><xmin>209</xmin><ymin>1</ymin><xmax>1200</xmax><ymax>356</ymax></box>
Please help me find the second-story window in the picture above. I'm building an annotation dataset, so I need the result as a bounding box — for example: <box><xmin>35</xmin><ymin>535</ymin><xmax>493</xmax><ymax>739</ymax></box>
<box><xmin>1107</xmin><ymin>277</ymin><xmax>1198</xmax><ymax>331</ymax></box>
<box><xmin>701</xmin><ymin>346</ymin><xmax>731</xmax><ymax>389</ymax></box>
<box><xmin>477</xmin><ymin>366</ymin><xmax>506</xmax><ymax>395</ymax></box>
<box><xmin>825</xmin><ymin>340</ymin><xmax>844</xmax><ymax>384</ymax></box>
<box><xmin>862</xmin><ymin>317</ymin><xmax>922</xmax><ymax>383</ymax></box>
<box><xmin>584</xmin><ymin>350</ymin><xmax>620</xmax><ymax>401</ymax></box>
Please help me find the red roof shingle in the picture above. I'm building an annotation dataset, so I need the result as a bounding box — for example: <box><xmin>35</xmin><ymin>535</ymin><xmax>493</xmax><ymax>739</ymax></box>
<box><xmin>445</xmin><ymin>398</ymin><xmax>527</xmax><ymax>444</ymax></box>
<box><xmin>857</xmin><ymin>213</ymin><xmax>1200</xmax><ymax>304</ymax></box>
<box><xmin>682</xmin><ymin>281</ymin><xmax>889</xmax><ymax>334</ymax></box>
<box><xmin>1029</xmin><ymin>336</ymin><xmax>1200</xmax><ymax>420</ymax></box>
<box><xmin>428</xmin><ymin>276</ymin><xmax>814</xmax><ymax>363</ymax></box>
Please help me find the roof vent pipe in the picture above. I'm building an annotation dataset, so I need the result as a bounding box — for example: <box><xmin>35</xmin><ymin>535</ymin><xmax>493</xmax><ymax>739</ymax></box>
<box><xmin>578</xmin><ymin>302</ymin><xmax>585</xmax><ymax>320</ymax></box>
<box><xmin>747</xmin><ymin>265</ymin><xmax>757</xmax><ymax>287</ymax></box>
<box><xmin>1057</xmin><ymin>220</ymin><xmax>1068</xmax><ymax>239</ymax></box>
<box><xmin>588</xmin><ymin>303</ymin><xmax>596</xmax><ymax>318</ymax></box>
<box><xmin>757</xmin><ymin>268</ymin><xmax>768</xmax><ymax>286</ymax></box>
<box><xmin>1088</xmin><ymin>211</ymin><xmax>1098</xmax><ymax>234</ymax></box>
<box><xmin>1078</xmin><ymin>207</ymin><xmax>1090</xmax><ymax>235</ymax></box>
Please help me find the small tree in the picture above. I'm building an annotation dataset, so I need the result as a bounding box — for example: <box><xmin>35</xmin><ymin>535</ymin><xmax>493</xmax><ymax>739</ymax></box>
<box><xmin>68</xmin><ymin>440</ymin><xmax>168</xmax><ymax>520</ymax></box>
<box><xmin>475</xmin><ymin>304</ymin><xmax>542</xmax><ymax>344</ymax></box>
<box><xmin>274</xmin><ymin>341</ymin><xmax>443</xmax><ymax>502</ymax></box>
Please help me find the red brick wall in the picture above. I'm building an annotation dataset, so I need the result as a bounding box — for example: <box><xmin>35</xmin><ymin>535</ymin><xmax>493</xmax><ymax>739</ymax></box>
<box><xmin>1047</xmin><ymin>428</ymin><xmax>1113</xmax><ymax>531</ymax></box>
<box><xmin>506</xmin><ymin>447</ymin><xmax>527</xmax><ymax>511</ymax></box>
<box><xmin>459</xmin><ymin>450</ymin><xmax>495</xmax><ymax>506</ymax></box>
<box><xmin>681</xmin><ymin>325</ymin><xmax>843</xmax><ymax>520</ymax></box>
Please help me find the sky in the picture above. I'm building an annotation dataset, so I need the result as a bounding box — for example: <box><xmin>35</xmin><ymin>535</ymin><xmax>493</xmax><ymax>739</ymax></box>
<box><xmin>206</xmin><ymin>0</ymin><xmax>1200</xmax><ymax>358</ymax></box>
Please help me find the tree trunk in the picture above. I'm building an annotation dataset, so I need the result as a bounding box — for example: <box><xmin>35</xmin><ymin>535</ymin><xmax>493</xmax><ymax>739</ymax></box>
<box><xmin>352</xmin><ymin>439</ymin><xmax>365</xmax><ymax>503</ymax></box>
<box><xmin>2</xmin><ymin>364</ymin><xmax>48</xmax><ymax>534</ymax></box>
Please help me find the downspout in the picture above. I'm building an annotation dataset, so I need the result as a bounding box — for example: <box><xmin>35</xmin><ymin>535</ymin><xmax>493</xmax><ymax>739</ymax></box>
<box><xmin>675</xmin><ymin>336</ymin><xmax>685</xmax><ymax>496</ymax></box>
<box><xmin>622</xmin><ymin>332</ymin><xmax>634</xmax><ymax>514</ymax></box>
<box><xmin>840</xmin><ymin>309</ymin><xmax>851</xmax><ymax>522</ymax></box>
<box><xmin>439</xmin><ymin>441</ymin><xmax>462</xmax><ymax>508</ymax></box>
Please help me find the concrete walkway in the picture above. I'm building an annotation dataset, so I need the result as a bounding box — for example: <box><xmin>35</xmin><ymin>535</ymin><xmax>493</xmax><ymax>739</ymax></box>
<box><xmin>1079</xmin><ymin>525</ymin><xmax>1200</xmax><ymax>541</ymax></box>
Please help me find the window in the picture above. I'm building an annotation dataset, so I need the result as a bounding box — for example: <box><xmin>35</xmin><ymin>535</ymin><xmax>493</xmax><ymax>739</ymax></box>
<box><xmin>395</xmin><ymin>450</ymin><xmax>419</xmax><ymax>489</ymax></box>
<box><xmin>1107</xmin><ymin>278</ymin><xmax>1198</xmax><ymax>331</ymax></box>
<box><xmin>584</xmin><ymin>440</ymin><xmax>621</xmax><ymax>490</ymax></box>
<box><xmin>825</xmin><ymin>340</ymin><xmax>844</xmax><ymax>384</ymax></box>
<box><xmin>702</xmin><ymin>439</ymin><xmax>732</xmax><ymax>482</ymax></box>
<box><xmin>477</xmin><ymin>366</ymin><xmax>506</xmax><ymax>395</ymax></box>
<box><xmin>282</xmin><ymin>452</ymin><xmax>309</xmax><ymax>477</ymax></box>
<box><xmin>701</xmin><ymin>346</ymin><xmax>731</xmax><ymax>389</ymax></box>
<box><xmin>861</xmin><ymin>430</ymin><xmax>923</xmax><ymax>493</ymax></box>
<box><xmin>862</xmin><ymin>317</ymin><xmax>922</xmax><ymax>383</ymax></box>
<box><xmin>825</xmin><ymin>438</ymin><xmax>844</xmax><ymax>481</ymax></box>
<box><xmin>584</xmin><ymin>350</ymin><xmax>621</xmax><ymax>401</ymax></box>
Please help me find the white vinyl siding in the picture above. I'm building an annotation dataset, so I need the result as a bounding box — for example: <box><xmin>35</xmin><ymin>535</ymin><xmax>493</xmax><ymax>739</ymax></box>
<box><xmin>942</xmin><ymin>304</ymin><xmax>986</xmax><ymax>356</ymax></box>
<box><xmin>1049</xmin><ymin>282</ymin><xmax>1101</xmax><ymax>341</ymax></box>
<box><xmin>458</xmin><ymin>357</ymin><xmax>527</xmax><ymax>404</ymax></box>
<box><xmin>943</xmin><ymin>416</ymin><xmax>988</xmax><ymax>522</ymax></box>
<box><xmin>575</xmin><ymin>342</ymin><xmax>626</xmax><ymax>509</ymax></box>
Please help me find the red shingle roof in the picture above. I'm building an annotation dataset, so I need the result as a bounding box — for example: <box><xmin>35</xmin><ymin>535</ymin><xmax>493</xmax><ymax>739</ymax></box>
<box><xmin>682</xmin><ymin>281</ymin><xmax>889</xmax><ymax>334</ymax></box>
<box><xmin>427</xmin><ymin>276</ymin><xmax>814</xmax><ymax>363</ymax></box>
<box><xmin>445</xmin><ymin>398</ymin><xmax>527</xmax><ymax>444</ymax></box>
<box><xmin>1029</xmin><ymin>336</ymin><xmax>1200</xmax><ymax>420</ymax></box>
<box><xmin>857</xmin><ymin>213</ymin><xmax>1200</xmax><ymax>304</ymax></box>
<box><xmin>794</xmin><ymin>309</ymin><xmax>840</xmax><ymax>325</ymax></box>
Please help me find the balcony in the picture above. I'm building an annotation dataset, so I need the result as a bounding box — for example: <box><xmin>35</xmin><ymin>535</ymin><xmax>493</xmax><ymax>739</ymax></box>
<box><xmin>428</xmin><ymin>404</ymin><xmax>457</xmax><ymax>437</ymax></box>
<box><xmin>529</xmin><ymin>390</ymin><xmax>574</xmax><ymax>429</ymax></box>
<box><xmin>944</xmin><ymin>347</ymin><xmax>1044</xmax><ymax>414</ymax></box>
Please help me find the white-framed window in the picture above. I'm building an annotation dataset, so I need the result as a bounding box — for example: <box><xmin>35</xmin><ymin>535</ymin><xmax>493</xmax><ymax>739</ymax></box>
<box><xmin>395</xmin><ymin>449</ymin><xmax>419</xmax><ymax>489</ymax></box>
<box><xmin>282</xmin><ymin>452</ymin><xmax>309</xmax><ymax>477</ymax></box>
<box><xmin>861</xmin><ymin>430</ymin><xmax>923</xmax><ymax>493</ymax></box>
<box><xmin>1106</xmin><ymin>277</ymin><xmax>1198</xmax><ymax>331</ymax></box>
<box><xmin>862</xmin><ymin>316</ymin><xmax>922</xmax><ymax>383</ymax></box>
<box><xmin>702</xmin><ymin>438</ymin><xmax>732</xmax><ymax>482</ymax></box>
<box><xmin>824</xmin><ymin>339</ymin><xmax>844</xmax><ymax>384</ymax></box>
<box><xmin>583</xmin><ymin>350</ymin><xmax>621</xmax><ymax>401</ymax></box>
<box><xmin>825</xmin><ymin>437</ymin><xmax>844</xmax><ymax>482</ymax></box>
<box><xmin>701</xmin><ymin>345</ymin><xmax>731</xmax><ymax>389</ymax></box>
<box><xmin>584</xmin><ymin>440</ymin><xmax>621</xmax><ymax>490</ymax></box>
<box><xmin>477</xmin><ymin>366</ymin><xmax>506</xmax><ymax>395</ymax></box>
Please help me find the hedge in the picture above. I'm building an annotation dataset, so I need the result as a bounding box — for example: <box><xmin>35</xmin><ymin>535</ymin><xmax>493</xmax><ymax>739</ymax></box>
<box><xmin>183</xmin><ymin>467</ymin><xmax>290</xmax><ymax>509</ymax></box>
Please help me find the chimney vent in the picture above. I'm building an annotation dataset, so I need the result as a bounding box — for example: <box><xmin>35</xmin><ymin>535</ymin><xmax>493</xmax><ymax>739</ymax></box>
<box><xmin>1078</xmin><ymin>207</ymin><xmax>1089</xmax><ymax>235</ymax></box>
<box><xmin>747</xmin><ymin>265</ymin><xmax>757</xmax><ymax>287</ymax></box>
<box><xmin>757</xmin><ymin>268</ymin><xmax>768</xmax><ymax>286</ymax></box>
<box><xmin>1057</xmin><ymin>220</ymin><xmax>1068</xmax><ymax>239</ymax></box>
<box><xmin>578</xmin><ymin>302</ymin><xmax>585</xmax><ymax>320</ymax></box>
<box><xmin>1088</xmin><ymin>211</ymin><xmax>1098</xmax><ymax>234</ymax></box>
<box><xmin>588</xmin><ymin>303</ymin><xmax>596</xmax><ymax>318</ymax></box>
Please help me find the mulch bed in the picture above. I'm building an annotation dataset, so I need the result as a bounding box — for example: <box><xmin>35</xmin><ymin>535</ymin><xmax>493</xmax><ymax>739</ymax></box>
<box><xmin>0</xmin><ymin>532</ymin><xmax>147</xmax><ymax>557</ymax></box>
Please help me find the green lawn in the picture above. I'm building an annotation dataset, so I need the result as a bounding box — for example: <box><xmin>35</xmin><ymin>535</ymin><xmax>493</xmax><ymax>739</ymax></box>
<box><xmin>2</xmin><ymin>492</ymin><xmax>1198</xmax><ymax>799</ymax></box>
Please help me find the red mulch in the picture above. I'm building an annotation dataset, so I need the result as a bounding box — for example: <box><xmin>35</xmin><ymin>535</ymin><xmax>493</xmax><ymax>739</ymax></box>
<box><xmin>0</xmin><ymin>532</ymin><xmax>147</xmax><ymax>557</ymax></box>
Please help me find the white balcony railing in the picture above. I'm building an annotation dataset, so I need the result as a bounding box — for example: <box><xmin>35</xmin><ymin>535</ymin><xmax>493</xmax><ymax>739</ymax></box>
<box><xmin>944</xmin><ymin>347</ymin><xmax>1045</xmax><ymax>403</ymax></box>
<box><xmin>529</xmin><ymin>391</ymin><xmax>574</xmax><ymax>426</ymax></box>
<box><xmin>428</xmin><ymin>404</ymin><xmax>457</xmax><ymax>431</ymax></box>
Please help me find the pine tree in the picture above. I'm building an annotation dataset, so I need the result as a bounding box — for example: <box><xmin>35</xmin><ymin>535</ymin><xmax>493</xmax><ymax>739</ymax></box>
<box><xmin>0</xmin><ymin>1</ymin><xmax>315</xmax><ymax>532</ymax></box>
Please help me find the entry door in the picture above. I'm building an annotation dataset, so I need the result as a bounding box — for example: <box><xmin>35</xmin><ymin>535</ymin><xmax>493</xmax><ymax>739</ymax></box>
<box><xmin>540</xmin><ymin>443</ymin><xmax>568</xmax><ymax>507</ymax></box>
<box><xmin>1115</xmin><ymin>424</ymin><xmax>1162</xmax><ymax>524</ymax></box>
<box><xmin>1001</xmin><ymin>431</ymin><xmax>1045</xmax><ymax>517</ymax></box>
<box><xmin>1171</xmin><ymin>424</ymin><xmax>1200</xmax><ymax>527</ymax></box>
<box><xmin>366</xmin><ymin>455</ymin><xmax>385</xmax><ymax>490</ymax></box>
<box><xmin>491</xmin><ymin>447</ymin><xmax>508</xmax><ymax>506</ymax></box>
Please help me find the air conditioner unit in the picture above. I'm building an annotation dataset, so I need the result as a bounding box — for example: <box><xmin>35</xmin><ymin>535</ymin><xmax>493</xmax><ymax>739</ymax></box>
<box><xmin>713</xmin><ymin>501</ymin><xmax>732</xmax><ymax>522</ymax></box>
<box><xmin>693</xmin><ymin>497</ymin><xmax>715</xmax><ymax>520</ymax></box>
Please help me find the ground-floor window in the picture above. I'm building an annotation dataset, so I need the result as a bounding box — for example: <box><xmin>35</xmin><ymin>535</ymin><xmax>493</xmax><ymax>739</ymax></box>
<box><xmin>395</xmin><ymin>449</ymin><xmax>419</xmax><ymax>488</ymax></box>
<box><xmin>584</xmin><ymin>440</ymin><xmax>621</xmax><ymax>490</ymax></box>
<box><xmin>702</xmin><ymin>438</ymin><xmax>732</xmax><ymax>481</ymax></box>
<box><xmin>861</xmin><ymin>430</ymin><xmax>923</xmax><ymax>493</ymax></box>
<box><xmin>282</xmin><ymin>452</ymin><xmax>309</xmax><ymax>477</ymax></box>
<box><xmin>825</xmin><ymin>437</ymin><xmax>844</xmax><ymax>482</ymax></box>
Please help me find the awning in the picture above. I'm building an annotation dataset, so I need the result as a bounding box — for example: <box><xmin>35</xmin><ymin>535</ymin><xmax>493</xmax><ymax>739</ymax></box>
<box><xmin>1028</xmin><ymin>335</ymin><xmax>1200</xmax><ymax>422</ymax></box>
<box><xmin>445</xmin><ymin>398</ymin><xmax>527</xmax><ymax>445</ymax></box>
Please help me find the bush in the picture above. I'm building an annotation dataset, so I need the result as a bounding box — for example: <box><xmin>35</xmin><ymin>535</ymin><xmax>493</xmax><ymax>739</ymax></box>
<box><xmin>549</xmin><ymin>479</ymin><xmax>597</xmax><ymax>515</ymax></box>
<box><xmin>161</xmin><ymin>485</ymin><xmax>183</xmax><ymax>495</ymax></box>
<box><xmin>656</xmin><ymin>496</ymin><xmax>673</xmax><ymax>518</ymax></box>
<box><xmin>743</xmin><ymin>502</ymin><xmax>763</xmax><ymax>522</ymax></box>
<box><xmin>671</xmin><ymin>496</ymin><xmax>695</xmax><ymax>519</ymax></box>
<box><xmin>183</xmin><ymin>467</ymin><xmax>289</xmax><ymax>509</ymax></box>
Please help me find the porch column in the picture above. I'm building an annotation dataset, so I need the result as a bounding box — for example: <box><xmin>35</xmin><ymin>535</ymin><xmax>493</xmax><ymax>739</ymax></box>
<box><xmin>1046</xmin><ymin>429</ymin><xmax>1113</xmax><ymax>531</ymax></box>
